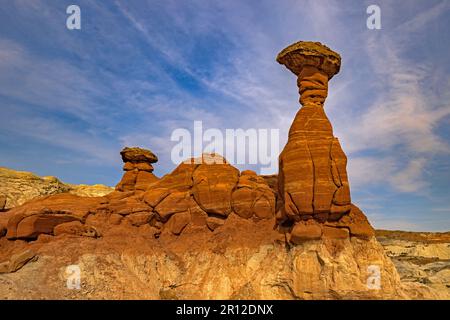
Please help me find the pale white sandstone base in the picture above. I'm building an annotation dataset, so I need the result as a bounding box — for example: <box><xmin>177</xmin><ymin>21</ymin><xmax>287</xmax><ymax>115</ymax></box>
<box><xmin>0</xmin><ymin>237</ymin><xmax>443</xmax><ymax>299</ymax></box>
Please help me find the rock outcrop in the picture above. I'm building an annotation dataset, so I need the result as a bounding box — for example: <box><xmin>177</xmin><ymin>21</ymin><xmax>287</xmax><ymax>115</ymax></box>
<box><xmin>0</xmin><ymin>152</ymin><xmax>277</xmax><ymax>241</ymax></box>
<box><xmin>115</xmin><ymin>147</ymin><xmax>159</xmax><ymax>192</ymax></box>
<box><xmin>68</xmin><ymin>184</ymin><xmax>114</xmax><ymax>198</ymax></box>
<box><xmin>0</xmin><ymin>249</ymin><xmax>37</xmax><ymax>274</ymax></box>
<box><xmin>5</xmin><ymin>193</ymin><xmax>102</xmax><ymax>240</ymax></box>
<box><xmin>276</xmin><ymin>41</ymin><xmax>372</xmax><ymax>243</ymax></box>
<box><xmin>0</xmin><ymin>167</ymin><xmax>113</xmax><ymax>210</ymax></box>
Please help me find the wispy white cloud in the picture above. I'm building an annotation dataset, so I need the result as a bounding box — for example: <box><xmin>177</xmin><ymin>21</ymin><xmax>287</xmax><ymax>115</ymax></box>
<box><xmin>0</xmin><ymin>39</ymin><xmax>106</xmax><ymax>122</ymax></box>
<box><xmin>333</xmin><ymin>6</ymin><xmax>450</xmax><ymax>194</ymax></box>
<box><xmin>395</xmin><ymin>1</ymin><xmax>450</xmax><ymax>34</ymax></box>
<box><xmin>0</xmin><ymin>103</ymin><xmax>118</xmax><ymax>164</ymax></box>
<box><xmin>347</xmin><ymin>156</ymin><xmax>429</xmax><ymax>193</ymax></box>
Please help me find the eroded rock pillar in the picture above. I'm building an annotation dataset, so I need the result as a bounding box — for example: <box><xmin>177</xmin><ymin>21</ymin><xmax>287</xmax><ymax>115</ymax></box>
<box><xmin>277</xmin><ymin>41</ymin><xmax>351</xmax><ymax>223</ymax></box>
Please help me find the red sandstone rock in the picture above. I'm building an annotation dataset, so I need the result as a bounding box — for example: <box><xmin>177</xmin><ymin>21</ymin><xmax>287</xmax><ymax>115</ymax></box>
<box><xmin>152</xmin><ymin>162</ymin><xmax>198</xmax><ymax>192</ymax></box>
<box><xmin>192</xmin><ymin>157</ymin><xmax>239</xmax><ymax>216</ymax></box>
<box><xmin>125</xmin><ymin>212</ymin><xmax>154</xmax><ymax>227</ymax></box>
<box><xmin>253</xmin><ymin>196</ymin><xmax>275</xmax><ymax>219</ymax></box>
<box><xmin>0</xmin><ymin>194</ymin><xmax>6</xmax><ymax>211</ymax></box>
<box><xmin>232</xmin><ymin>171</ymin><xmax>275</xmax><ymax>219</ymax></box>
<box><xmin>290</xmin><ymin>220</ymin><xmax>323</xmax><ymax>244</ymax></box>
<box><xmin>16</xmin><ymin>214</ymin><xmax>80</xmax><ymax>240</ymax></box>
<box><xmin>0</xmin><ymin>224</ymin><xmax>7</xmax><ymax>238</ymax></box>
<box><xmin>5</xmin><ymin>194</ymin><xmax>101</xmax><ymax>240</ymax></box>
<box><xmin>135</xmin><ymin>163</ymin><xmax>154</xmax><ymax>172</ymax></box>
<box><xmin>154</xmin><ymin>191</ymin><xmax>190</xmax><ymax>221</ymax></box>
<box><xmin>322</xmin><ymin>225</ymin><xmax>349</xmax><ymax>239</ymax></box>
<box><xmin>109</xmin><ymin>213</ymin><xmax>123</xmax><ymax>225</ymax></box>
<box><xmin>206</xmin><ymin>216</ymin><xmax>225</xmax><ymax>231</ymax></box>
<box><xmin>120</xmin><ymin>147</ymin><xmax>158</xmax><ymax>164</ymax></box>
<box><xmin>108</xmin><ymin>195</ymin><xmax>150</xmax><ymax>216</ymax></box>
<box><xmin>123</xmin><ymin>162</ymin><xmax>135</xmax><ymax>171</ymax></box>
<box><xmin>231</xmin><ymin>189</ymin><xmax>254</xmax><ymax>219</ymax></box>
<box><xmin>166</xmin><ymin>211</ymin><xmax>191</xmax><ymax>235</ymax></box>
<box><xmin>142</xmin><ymin>188</ymin><xmax>170</xmax><ymax>208</ymax></box>
<box><xmin>116</xmin><ymin>171</ymin><xmax>138</xmax><ymax>192</ymax></box>
<box><xmin>0</xmin><ymin>249</ymin><xmax>36</xmax><ymax>274</ymax></box>
<box><xmin>334</xmin><ymin>205</ymin><xmax>375</xmax><ymax>239</ymax></box>
<box><xmin>53</xmin><ymin>221</ymin><xmax>100</xmax><ymax>238</ymax></box>
<box><xmin>135</xmin><ymin>171</ymin><xmax>159</xmax><ymax>191</ymax></box>
<box><xmin>189</xmin><ymin>198</ymin><xmax>208</xmax><ymax>226</ymax></box>
<box><xmin>277</xmin><ymin>42</ymin><xmax>345</xmax><ymax>219</ymax></box>
<box><xmin>105</xmin><ymin>190</ymin><xmax>135</xmax><ymax>202</ymax></box>
<box><xmin>1</xmin><ymin>42</ymin><xmax>376</xmax><ymax>249</ymax></box>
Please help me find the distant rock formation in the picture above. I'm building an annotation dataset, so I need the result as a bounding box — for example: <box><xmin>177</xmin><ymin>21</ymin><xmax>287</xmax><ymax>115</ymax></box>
<box><xmin>376</xmin><ymin>230</ymin><xmax>450</xmax><ymax>299</ymax></box>
<box><xmin>0</xmin><ymin>167</ymin><xmax>113</xmax><ymax>210</ymax></box>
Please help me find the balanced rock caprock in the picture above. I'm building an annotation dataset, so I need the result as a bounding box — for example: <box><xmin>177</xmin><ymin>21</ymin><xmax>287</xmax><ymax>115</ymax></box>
<box><xmin>116</xmin><ymin>147</ymin><xmax>159</xmax><ymax>192</ymax></box>
<box><xmin>276</xmin><ymin>41</ymin><xmax>373</xmax><ymax>243</ymax></box>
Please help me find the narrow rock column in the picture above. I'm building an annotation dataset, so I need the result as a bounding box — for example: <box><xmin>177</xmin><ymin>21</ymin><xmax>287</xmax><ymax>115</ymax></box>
<box><xmin>277</xmin><ymin>41</ymin><xmax>351</xmax><ymax>223</ymax></box>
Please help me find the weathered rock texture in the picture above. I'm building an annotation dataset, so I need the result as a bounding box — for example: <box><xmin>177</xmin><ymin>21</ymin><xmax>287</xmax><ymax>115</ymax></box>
<box><xmin>0</xmin><ymin>167</ymin><xmax>113</xmax><ymax>210</ymax></box>
<box><xmin>0</xmin><ymin>219</ymin><xmax>443</xmax><ymax>299</ymax></box>
<box><xmin>0</xmin><ymin>249</ymin><xmax>36</xmax><ymax>274</ymax></box>
<box><xmin>0</xmin><ymin>194</ymin><xmax>6</xmax><ymax>211</ymax></box>
<box><xmin>376</xmin><ymin>230</ymin><xmax>450</xmax><ymax>299</ymax></box>
<box><xmin>276</xmin><ymin>41</ymin><xmax>370</xmax><ymax>243</ymax></box>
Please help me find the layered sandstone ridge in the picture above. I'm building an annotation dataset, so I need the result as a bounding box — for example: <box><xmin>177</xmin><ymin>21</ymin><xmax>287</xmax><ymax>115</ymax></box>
<box><xmin>2</xmin><ymin>153</ymin><xmax>276</xmax><ymax>241</ymax></box>
<box><xmin>0</xmin><ymin>167</ymin><xmax>113</xmax><ymax>210</ymax></box>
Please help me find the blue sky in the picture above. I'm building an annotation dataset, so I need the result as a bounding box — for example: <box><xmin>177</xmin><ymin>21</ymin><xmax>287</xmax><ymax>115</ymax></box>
<box><xmin>0</xmin><ymin>0</ymin><xmax>449</xmax><ymax>231</ymax></box>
